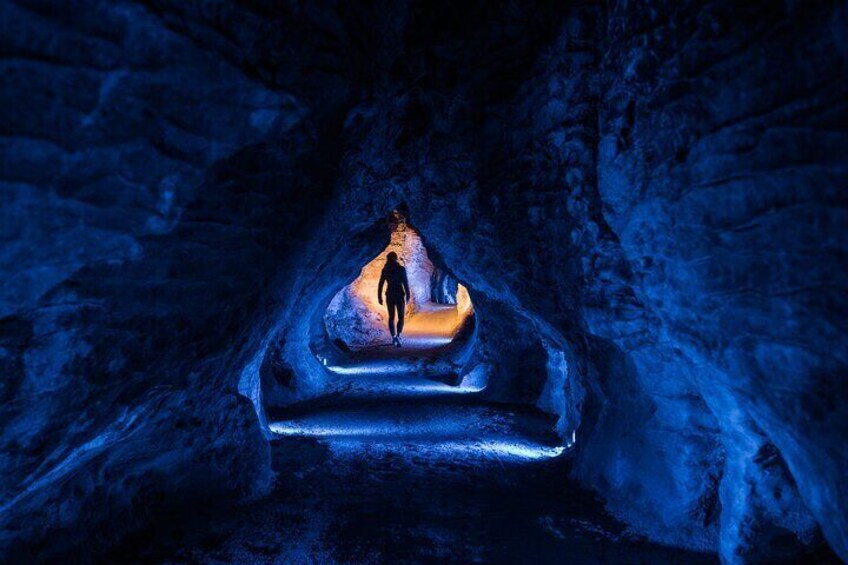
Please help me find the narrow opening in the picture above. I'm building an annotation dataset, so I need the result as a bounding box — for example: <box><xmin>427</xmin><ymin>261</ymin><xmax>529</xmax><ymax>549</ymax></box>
<box><xmin>323</xmin><ymin>211</ymin><xmax>474</xmax><ymax>352</ymax></box>
<box><xmin>268</xmin><ymin>212</ymin><xmax>566</xmax><ymax>464</ymax></box>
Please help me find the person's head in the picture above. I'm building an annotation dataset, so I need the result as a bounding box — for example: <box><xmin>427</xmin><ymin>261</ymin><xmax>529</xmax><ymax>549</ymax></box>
<box><xmin>386</xmin><ymin>252</ymin><xmax>398</xmax><ymax>264</ymax></box>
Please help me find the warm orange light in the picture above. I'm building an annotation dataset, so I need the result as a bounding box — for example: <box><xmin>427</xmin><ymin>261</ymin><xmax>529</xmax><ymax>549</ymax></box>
<box><xmin>347</xmin><ymin>215</ymin><xmax>429</xmax><ymax>318</ymax></box>
<box><xmin>325</xmin><ymin>214</ymin><xmax>474</xmax><ymax>348</ymax></box>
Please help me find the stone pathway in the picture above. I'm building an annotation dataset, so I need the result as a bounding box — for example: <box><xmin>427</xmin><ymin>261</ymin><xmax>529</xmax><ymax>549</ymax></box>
<box><xmin>105</xmin><ymin>325</ymin><xmax>720</xmax><ymax>564</ymax></box>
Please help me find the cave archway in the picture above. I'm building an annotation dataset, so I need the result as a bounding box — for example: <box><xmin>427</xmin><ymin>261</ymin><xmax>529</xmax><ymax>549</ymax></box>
<box><xmin>301</xmin><ymin>211</ymin><xmax>482</xmax><ymax>395</ymax></box>
<box><xmin>241</xmin><ymin>208</ymin><xmax>583</xmax><ymax>461</ymax></box>
<box><xmin>323</xmin><ymin>211</ymin><xmax>475</xmax><ymax>352</ymax></box>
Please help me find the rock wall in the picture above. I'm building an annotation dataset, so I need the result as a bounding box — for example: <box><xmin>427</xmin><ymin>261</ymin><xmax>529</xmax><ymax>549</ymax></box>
<box><xmin>590</xmin><ymin>0</ymin><xmax>848</xmax><ymax>560</ymax></box>
<box><xmin>0</xmin><ymin>0</ymin><xmax>359</xmax><ymax>559</ymax></box>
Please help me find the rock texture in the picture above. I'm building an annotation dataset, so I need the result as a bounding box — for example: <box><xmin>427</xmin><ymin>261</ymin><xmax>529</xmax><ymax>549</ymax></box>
<box><xmin>592</xmin><ymin>1</ymin><xmax>848</xmax><ymax>560</ymax></box>
<box><xmin>1</xmin><ymin>1</ymin><xmax>845</xmax><ymax>563</ymax></box>
<box><xmin>0</xmin><ymin>0</ymin><xmax>352</xmax><ymax>559</ymax></box>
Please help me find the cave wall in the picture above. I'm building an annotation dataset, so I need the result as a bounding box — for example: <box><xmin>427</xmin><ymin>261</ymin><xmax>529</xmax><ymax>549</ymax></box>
<box><xmin>590</xmin><ymin>0</ymin><xmax>848</xmax><ymax>560</ymax></box>
<box><xmin>0</xmin><ymin>0</ymin><xmax>362</xmax><ymax>559</ymax></box>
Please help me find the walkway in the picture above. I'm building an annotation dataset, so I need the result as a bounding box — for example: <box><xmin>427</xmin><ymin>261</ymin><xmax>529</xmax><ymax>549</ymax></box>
<box><xmin>106</xmin><ymin>310</ymin><xmax>719</xmax><ymax>564</ymax></box>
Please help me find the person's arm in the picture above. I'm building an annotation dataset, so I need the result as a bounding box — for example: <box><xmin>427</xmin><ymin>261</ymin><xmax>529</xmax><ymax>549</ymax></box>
<box><xmin>402</xmin><ymin>267</ymin><xmax>411</xmax><ymax>303</ymax></box>
<box><xmin>377</xmin><ymin>269</ymin><xmax>386</xmax><ymax>305</ymax></box>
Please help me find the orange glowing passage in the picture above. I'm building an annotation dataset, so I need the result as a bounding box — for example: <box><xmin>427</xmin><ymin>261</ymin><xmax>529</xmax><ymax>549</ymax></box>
<box><xmin>324</xmin><ymin>215</ymin><xmax>473</xmax><ymax>348</ymax></box>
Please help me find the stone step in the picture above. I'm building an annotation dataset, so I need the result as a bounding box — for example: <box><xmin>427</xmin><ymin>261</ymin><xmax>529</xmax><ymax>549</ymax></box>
<box><xmin>269</xmin><ymin>397</ymin><xmax>563</xmax><ymax>461</ymax></box>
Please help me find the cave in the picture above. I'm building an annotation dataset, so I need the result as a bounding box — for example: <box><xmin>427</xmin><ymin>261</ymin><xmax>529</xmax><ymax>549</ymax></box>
<box><xmin>1</xmin><ymin>1</ymin><xmax>846</xmax><ymax>564</ymax></box>
<box><xmin>322</xmin><ymin>211</ymin><xmax>475</xmax><ymax>353</ymax></box>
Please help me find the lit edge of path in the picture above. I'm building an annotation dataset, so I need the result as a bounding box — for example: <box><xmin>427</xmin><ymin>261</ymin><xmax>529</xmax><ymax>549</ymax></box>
<box><xmin>268</xmin><ymin>421</ymin><xmax>568</xmax><ymax>462</ymax></box>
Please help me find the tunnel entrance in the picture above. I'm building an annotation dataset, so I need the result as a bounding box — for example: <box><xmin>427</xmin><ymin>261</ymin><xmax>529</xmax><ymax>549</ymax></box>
<box><xmin>310</xmin><ymin>212</ymin><xmax>479</xmax><ymax>391</ymax></box>
<box><xmin>323</xmin><ymin>212</ymin><xmax>474</xmax><ymax>352</ymax></box>
<box><xmin>248</xmin><ymin>210</ymin><xmax>578</xmax><ymax>458</ymax></box>
<box><xmin>262</xmin><ymin>210</ymin><xmax>568</xmax><ymax>473</ymax></box>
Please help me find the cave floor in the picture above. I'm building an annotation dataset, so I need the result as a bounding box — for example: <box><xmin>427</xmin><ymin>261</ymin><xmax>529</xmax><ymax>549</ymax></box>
<box><xmin>107</xmin><ymin>350</ymin><xmax>720</xmax><ymax>564</ymax></box>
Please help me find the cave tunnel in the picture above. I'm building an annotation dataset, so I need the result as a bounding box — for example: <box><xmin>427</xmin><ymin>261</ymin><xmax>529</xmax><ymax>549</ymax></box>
<box><xmin>1</xmin><ymin>1</ymin><xmax>847</xmax><ymax>564</ymax></box>
<box><xmin>257</xmin><ymin>209</ymin><xmax>572</xmax><ymax>459</ymax></box>
<box><xmin>322</xmin><ymin>211</ymin><xmax>475</xmax><ymax>353</ymax></box>
<box><xmin>260</xmin><ymin>210</ymin><xmax>574</xmax><ymax>461</ymax></box>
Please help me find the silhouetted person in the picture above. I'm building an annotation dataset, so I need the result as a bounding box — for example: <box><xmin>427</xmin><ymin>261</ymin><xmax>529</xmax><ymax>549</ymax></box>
<box><xmin>377</xmin><ymin>251</ymin><xmax>410</xmax><ymax>347</ymax></box>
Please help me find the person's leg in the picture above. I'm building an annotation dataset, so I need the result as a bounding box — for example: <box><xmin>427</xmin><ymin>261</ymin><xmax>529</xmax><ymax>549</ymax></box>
<box><xmin>396</xmin><ymin>299</ymin><xmax>405</xmax><ymax>336</ymax></box>
<box><xmin>387</xmin><ymin>299</ymin><xmax>396</xmax><ymax>337</ymax></box>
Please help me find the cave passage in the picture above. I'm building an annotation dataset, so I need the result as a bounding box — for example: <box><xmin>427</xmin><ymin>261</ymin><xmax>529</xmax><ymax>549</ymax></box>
<box><xmin>306</xmin><ymin>213</ymin><xmax>484</xmax><ymax>396</ymax></box>
<box><xmin>4</xmin><ymin>0</ymin><xmax>846</xmax><ymax>562</ymax></box>
<box><xmin>323</xmin><ymin>212</ymin><xmax>474</xmax><ymax>352</ymax></box>
<box><xmin>269</xmin><ymin>213</ymin><xmax>550</xmax><ymax>451</ymax></box>
<box><xmin>253</xmin><ymin>206</ymin><xmax>595</xmax><ymax>560</ymax></box>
